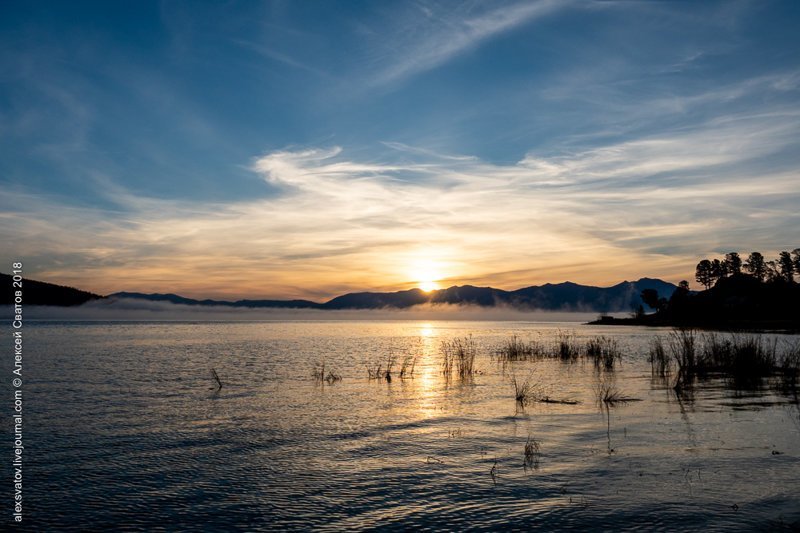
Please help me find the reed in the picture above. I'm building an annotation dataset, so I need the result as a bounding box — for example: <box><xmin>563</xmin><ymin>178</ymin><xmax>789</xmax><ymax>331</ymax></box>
<box><xmin>399</xmin><ymin>356</ymin><xmax>416</xmax><ymax>379</ymax></box>
<box><xmin>648</xmin><ymin>337</ymin><xmax>671</xmax><ymax>376</ymax></box>
<box><xmin>512</xmin><ymin>376</ymin><xmax>534</xmax><ymax>404</ymax></box>
<box><xmin>210</xmin><ymin>368</ymin><xmax>223</xmax><ymax>390</ymax></box>
<box><xmin>585</xmin><ymin>336</ymin><xmax>620</xmax><ymax>370</ymax></box>
<box><xmin>595</xmin><ymin>379</ymin><xmax>637</xmax><ymax>406</ymax></box>
<box><xmin>312</xmin><ymin>360</ymin><xmax>342</xmax><ymax>384</ymax></box>
<box><xmin>554</xmin><ymin>330</ymin><xmax>581</xmax><ymax>361</ymax></box>
<box><xmin>384</xmin><ymin>355</ymin><xmax>396</xmax><ymax>382</ymax></box>
<box><xmin>366</xmin><ymin>362</ymin><xmax>383</xmax><ymax>380</ymax></box>
<box><xmin>665</xmin><ymin>329</ymin><xmax>796</xmax><ymax>390</ymax></box>
<box><xmin>779</xmin><ymin>341</ymin><xmax>800</xmax><ymax>390</ymax></box>
<box><xmin>524</xmin><ymin>435</ymin><xmax>541</xmax><ymax>470</ymax></box>
<box><xmin>441</xmin><ymin>336</ymin><xmax>477</xmax><ymax>379</ymax></box>
<box><xmin>497</xmin><ymin>335</ymin><xmax>546</xmax><ymax>361</ymax></box>
<box><xmin>668</xmin><ymin>328</ymin><xmax>699</xmax><ymax>373</ymax></box>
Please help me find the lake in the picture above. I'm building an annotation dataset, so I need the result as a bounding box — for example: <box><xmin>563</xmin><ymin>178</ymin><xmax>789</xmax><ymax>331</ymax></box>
<box><xmin>15</xmin><ymin>320</ymin><xmax>800</xmax><ymax>530</ymax></box>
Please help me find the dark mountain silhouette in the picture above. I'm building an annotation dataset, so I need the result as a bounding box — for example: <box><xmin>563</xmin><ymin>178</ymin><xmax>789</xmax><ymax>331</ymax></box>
<box><xmin>109</xmin><ymin>278</ymin><xmax>675</xmax><ymax>312</ymax></box>
<box><xmin>508</xmin><ymin>278</ymin><xmax>675</xmax><ymax>311</ymax></box>
<box><xmin>111</xmin><ymin>292</ymin><xmax>322</xmax><ymax>309</ymax></box>
<box><xmin>2</xmin><ymin>272</ymin><xmax>676</xmax><ymax>312</ymax></box>
<box><xmin>1</xmin><ymin>273</ymin><xmax>103</xmax><ymax>306</ymax></box>
<box><xmin>324</xmin><ymin>288</ymin><xmax>429</xmax><ymax>309</ymax></box>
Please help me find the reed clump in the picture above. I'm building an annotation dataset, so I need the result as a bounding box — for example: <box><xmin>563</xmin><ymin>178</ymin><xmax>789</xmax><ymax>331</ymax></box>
<box><xmin>668</xmin><ymin>328</ymin><xmax>698</xmax><ymax>373</ymax></box>
<box><xmin>779</xmin><ymin>342</ymin><xmax>800</xmax><ymax>390</ymax></box>
<box><xmin>312</xmin><ymin>360</ymin><xmax>342</xmax><ymax>384</ymax></box>
<box><xmin>511</xmin><ymin>373</ymin><xmax>578</xmax><ymax>406</ymax></box>
<box><xmin>661</xmin><ymin>329</ymin><xmax>800</xmax><ymax>391</ymax></box>
<box><xmin>524</xmin><ymin>435</ymin><xmax>541</xmax><ymax>470</ymax></box>
<box><xmin>441</xmin><ymin>336</ymin><xmax>478</xmax><ymax>379</ymax></box>
<box><xmin>595</xmin><ymin>376</ymin><xmax>638</xmax><ymax>406</ymax></box>
<box><xmin>555</xmin><ymin>331</ymin><xmax>581</xmax><ymax>361</ymax></box>
<box><xmin>497</xmin><ymin>335</ymin><xmax>547</xmax><ymax>361</ymax></box>
<box><xmin>366</xmin><ymin>354</ymin><xmax>406</xmax><ymax>382</ymax></box>
<box><xmin>585</xmin><ymin>336</ymin><xmax>620</xmax><ymax>370</ymax></box>
<box><xmin>399</xmin><ymin>356</ymin><xmax>417</xmax><ymax>379</ymax></box>
<box><xmin>366</xmin><ymin>362</ymin><xmax>383</xmax><ymax>380</ymax></box>
<box><xmin>497</xmin><ymin>333</ymin><xmax>621</xmax><ymax>368</ymax></box>
<box><xmin>648</xmin><ymin>337</ymin><xmax>671</xmax><ymax>377</ymax></box>
<box><xmin>512</xmin><ymin>375</ymin><xmax>534</xmax><ymax>404</ymax></box>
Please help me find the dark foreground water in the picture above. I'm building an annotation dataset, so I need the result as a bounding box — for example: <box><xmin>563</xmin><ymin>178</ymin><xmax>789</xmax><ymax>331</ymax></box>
<box><xmin>9</xmin><ymin>321</ymin><xmax>800</xmax><ymax>530</ymax></box>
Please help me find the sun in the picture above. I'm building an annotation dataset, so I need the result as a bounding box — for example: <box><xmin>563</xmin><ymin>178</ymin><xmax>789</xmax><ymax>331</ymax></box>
<box><xmin>419</xmin><ymin>280</ymin><xmax>440</xmax><ymax>292</ymax></box>
<box><xmin>410</xmin><ymin>259</ymin><xmax>443</xmax><ymax>292</ymax></box>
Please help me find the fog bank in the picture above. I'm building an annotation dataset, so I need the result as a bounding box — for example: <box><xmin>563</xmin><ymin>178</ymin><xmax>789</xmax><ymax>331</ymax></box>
<box><xmin>5</xmin><ymin>298</ymin><xmax>605</xmax><ymax>322</ymax></box>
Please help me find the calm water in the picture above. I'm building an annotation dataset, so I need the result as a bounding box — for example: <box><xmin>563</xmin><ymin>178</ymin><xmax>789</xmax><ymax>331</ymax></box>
<box><xmin>13</xmin><ymin>321</ymin><xmax>800</xmax><ymax>530</ymax></box>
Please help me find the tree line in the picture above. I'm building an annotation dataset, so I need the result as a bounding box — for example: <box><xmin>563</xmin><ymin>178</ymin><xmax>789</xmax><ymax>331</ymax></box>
<box><xmin>695</xmin><ymin>249</ymin><xmax>800</xmax><ymax>289</ymax></box>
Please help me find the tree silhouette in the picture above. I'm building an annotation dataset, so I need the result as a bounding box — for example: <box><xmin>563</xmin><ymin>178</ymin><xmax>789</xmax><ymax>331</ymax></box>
<box><xmin>778</xmin><ymin>251</ymin><xmax>795</xmax><ymax>282</ymax></box>
<box><xmin>641</xmin><ymin>289</ymin><xmax>660</xmax><ymax>310</ymax></box>
<box><xmin>679</xmin><ymin>280</ymin><xmax>690</xmax><ymax>291</ymax></box>
<box><xmin>724</xmin><ymin>252</ymin><xmax>742</xmax><ymax>275</ymax></box>
<box><xmin>765</xmin><ymin>260</ymin><xmax>781</xmax><ymax>283</ymax></box>
<box><xmin>711</xmin><ymin>258</ymin><xmax>727</xmax><ymax>284</ymax></box>
<box><xmin>744</xmin><ymin>252</ymin><xmax>767</xmax><ymax>282</ymax></box>
<box><xmin>792</xmin><ymin>248</ymin><xmax>800</xmax><ymax>274</ymax></box>
<box><xmin>695</xmin><ymin>259</ymin><xmax>714</xmax><ymax>289</ymax></box>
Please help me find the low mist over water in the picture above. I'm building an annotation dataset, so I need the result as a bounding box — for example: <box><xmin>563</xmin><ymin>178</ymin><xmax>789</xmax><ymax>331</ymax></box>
<box><xmin>17</xmin><ymin>320</ymin><xmax>800</xmax><ymax>530</ymax></box>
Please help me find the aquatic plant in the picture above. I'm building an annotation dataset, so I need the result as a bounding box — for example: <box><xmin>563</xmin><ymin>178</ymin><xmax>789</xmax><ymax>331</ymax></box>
<box><xmin>648</xmin><ymin>337</ymin><xmax>671</xmax><ymax>377</ymax></box>
<box><xmin>210</xmin><ymin>368</ymin><xmax>223</xmax><ymax>390</ymax></box>
<box><xmin>585</xmin><ymin>336</ymin><xmax>620</xmax><ymax>370</ymax></box>
<box><xmin>312</xmin><ymin>360</ymin><xmax>342</xmax><ymax>384</ymax></box>
<box><xmin>779</xmin><ymin>341</ymin><xmax>800</xmax><ymax>390</ymax></box>
<box><xmin>399</xmin><ymin>356</ymin><xmax>416</xmax><ymax>379</ymax></box>
<box><xmin>366</xmin><ymin>362</ymin><xmax>383</xmax><ymax>380</ymax></box>
<box><xmin>512</xmin><ymin>375</ymin><xmax>534</xmax><ymax>404</ymax></box>
<box><xmin>595</xmin><ymin>377</ymin><xmax>637</xmax><ymax>406</ymax></box>
<box><xmin>497</xmin><ymin>335</ymin><xmax>546</xmax><ymax>361</ymax></box>
<box><xmin>555</xmin><ymin>330</ymin><xmax>581</xmax><ymax>361</ymax></box>
<box><xmin>669</xmin><ymin>328</ymin><xmax>698</xmax><ymax>373</ymax></box>
<box><xmin>441</xmin><ymin>336</ymin><xmax>477</xmax><ymax>379</ymax></box>
<box><xmin>665</xmin><ymin>329</ymin><xmax>799</xmax><ymax>391</ymax></box>
<box><xmin>384</xmin><ymin>354</ymin><xmax>396</xmax><ymax>382</ymax></box>
<box><xmin>511</xmin><ymin>373</ymin><xmax>578</xmax><ymax>406</ymax></box>
<box><xmin>489</xmin><ymin>458</ymin><xmax>498</xmax><ymax>485</ymax></box>
<box><xmin>524</xmin><ymin>435</ymin><xmax>541</xmax><ymax>470</ymax></box>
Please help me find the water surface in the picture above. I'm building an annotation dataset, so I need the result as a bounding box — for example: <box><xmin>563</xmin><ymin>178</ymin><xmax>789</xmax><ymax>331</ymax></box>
<box><xmin>16</xmin><ymin>321</ymin><xmax>800</xmax><ymax>530</ymax></box>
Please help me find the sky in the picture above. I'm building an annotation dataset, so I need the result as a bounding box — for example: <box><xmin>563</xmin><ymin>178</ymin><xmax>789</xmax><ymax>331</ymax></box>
<box><xmin>1</xmin><ymin>0</ymin><xmax>799</xmax><ymax>300</ymax></box>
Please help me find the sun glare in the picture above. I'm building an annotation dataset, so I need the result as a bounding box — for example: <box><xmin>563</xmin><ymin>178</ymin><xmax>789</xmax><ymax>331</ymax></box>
<box><xmin>420</xmin><ymin>280</ymin><xmax>440</xmax><ymax>292</ymax></box>
<box><xmin>409</xmin><ymin>258</ymin><xmax>445</xmax><ymax>293</ymax></box>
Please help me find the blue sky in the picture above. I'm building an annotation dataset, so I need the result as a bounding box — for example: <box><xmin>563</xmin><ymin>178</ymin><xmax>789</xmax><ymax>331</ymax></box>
<box><xmin>1</xmin><ymin>0</ymin><xmax>799</xmax><ymax>299</ymax></box>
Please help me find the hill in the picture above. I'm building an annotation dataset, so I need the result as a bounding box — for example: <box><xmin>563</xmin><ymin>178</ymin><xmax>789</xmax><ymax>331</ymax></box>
<box><xmin>592</xmin><ymin>274</ymin><xmax>800</xmax><ymax>330</ymax></box>
<box><xmin>1</xmin><ymin>273</ymin><xmax>104</xmax><ymax>306</ymax></box>
<box><xmin>3</xmin><ymin>273</ymin><xmax>676</xmax><ymax>312</ymax></box>
<box><xmin>110</xmin><ymin>278</ymin><xmax>675</xmax><ymax>312</ymax></box>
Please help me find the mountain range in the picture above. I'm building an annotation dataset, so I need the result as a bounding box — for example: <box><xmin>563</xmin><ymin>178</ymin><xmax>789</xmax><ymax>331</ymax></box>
<box><xmin>2</xmin><ymin>272</ymin><xmax>676</xmax><ymax>312</ymax></box>
<box><xmin>113</xmin><ymin>278</ymin><xmax>675</xmax><ymax>312</ymax></box>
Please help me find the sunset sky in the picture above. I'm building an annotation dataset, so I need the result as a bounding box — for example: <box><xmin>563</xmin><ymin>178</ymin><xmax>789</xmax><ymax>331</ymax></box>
<box><xmin>2</xmin><ymin>1</ymin><xmax>799</xmax><ymax>300</ymax></box>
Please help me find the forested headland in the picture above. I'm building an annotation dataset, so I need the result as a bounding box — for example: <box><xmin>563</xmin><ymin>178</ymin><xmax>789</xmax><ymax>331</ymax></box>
<box><xmin>592</xmin><ymin>249</ymin><xmax>800</xmax><ymax>331</ymax></box>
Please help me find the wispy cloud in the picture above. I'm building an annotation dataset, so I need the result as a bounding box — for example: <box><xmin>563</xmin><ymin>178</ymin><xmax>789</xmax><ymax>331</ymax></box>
<box><xmin>368</xmin><ymin>0</ymin><xmax>571</xmax><ymax>87</ymax></box>
<box><xmin>4</xmin><ymin>91</ymin><xmax>798</xmax><ymax>298</ymax></box>
<box><xmin>232</xmin><ymin>38</ymin><xmax>329</xmax><ymax>76</ymax></box>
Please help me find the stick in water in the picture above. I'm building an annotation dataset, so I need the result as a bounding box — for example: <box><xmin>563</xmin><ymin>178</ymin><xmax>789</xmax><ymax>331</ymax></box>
<box><xmin>211</xmin><ymin>368</ymin><xmax>223</xmax><ymax>390</ymax></box>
